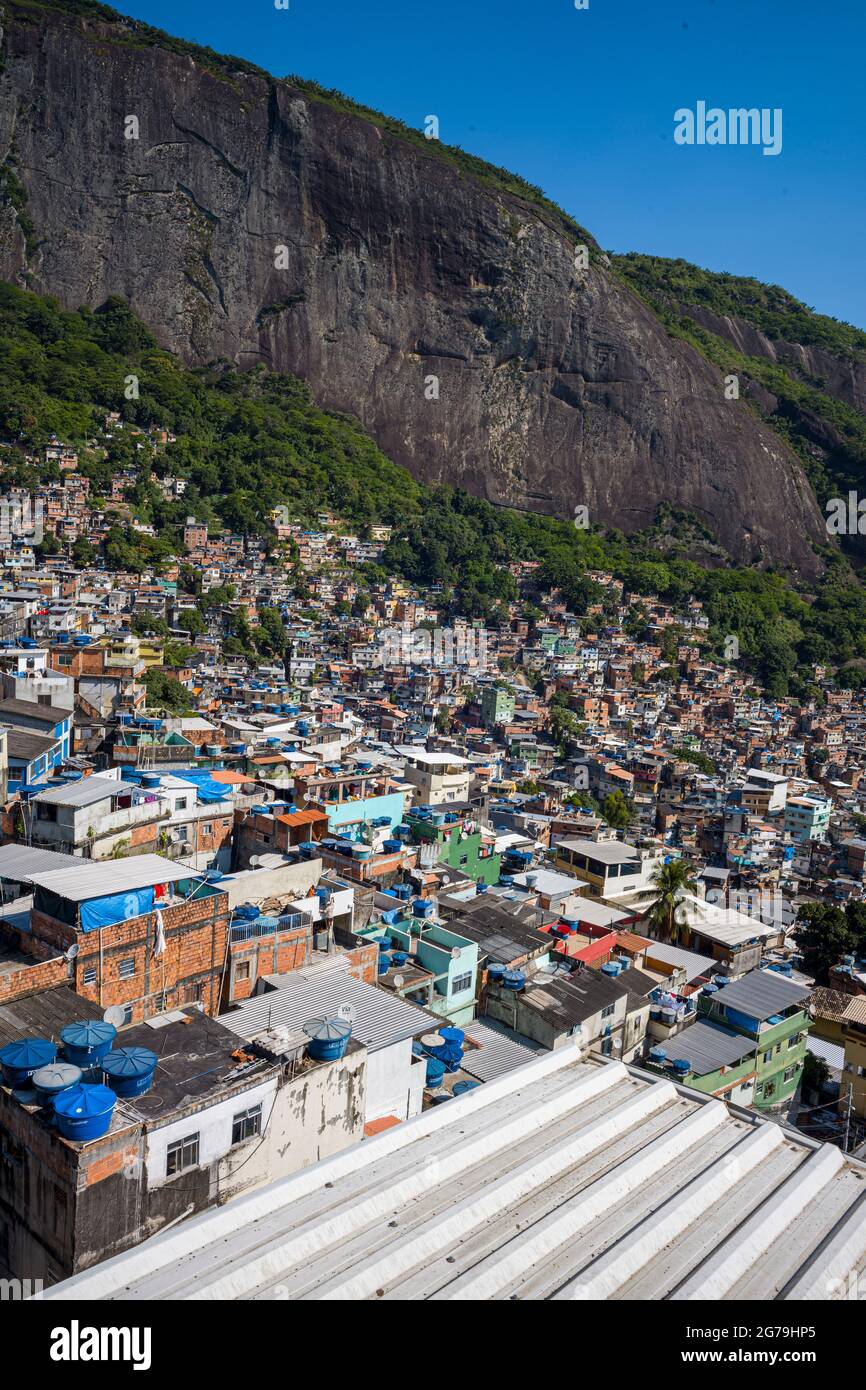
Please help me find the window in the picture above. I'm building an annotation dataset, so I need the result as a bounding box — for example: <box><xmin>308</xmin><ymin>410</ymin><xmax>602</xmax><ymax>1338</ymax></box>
<box><xmin>122</xmin><ymin>1004</ymin><xmax>133</xmax><ymax>1024</ymax></box>
<box><xmin>166</xmin><ymin>1133</ymin><xmax>200</xmax><ymax>1176</ymax></box>
<box><xmin>83</xmin><ymin>967</ymin><xmax>96</xmax><ymax>986</ymax></box>
<box><xmin>234</xmin><ymin>960</ymin><xmax>252</xmax><ymax>983</ymax></box>
<box><xmin>762</xmin><ymin>1050</ymin><xmax>773</xmax><ymax>1064</ymax></box>
<box><xmin>231</xmin><ymin>1104</ymin><xmax>262</xmax><ymax>1146</ymax></box>
<box><xmin>783</xmin><ymin>1066</ymin><xmax>798</xmax><ymax>1084</ymax></box>
<box><xmin>601</xmin><ymin>1004</ymin><xmax>616</xmax><ymax>1019</ymax></box>
<box><xmin>202</xmin><ymin>822</ymin><xmax>213</xmax><ymax>836</ymax></box>
<box><xmin>451</xmin><ymin>971</ymin><xmax>473</xmax><ymax>995</ymax></box>
<box><xmin>118</xmin><ymin>957</ymin><xmax>135</xmax><ymax>980</ymax></box>
<box><xmin>788</xmin><ymin>1034</ymin><xmax>800</xmax><ymax>1049</ymax></box>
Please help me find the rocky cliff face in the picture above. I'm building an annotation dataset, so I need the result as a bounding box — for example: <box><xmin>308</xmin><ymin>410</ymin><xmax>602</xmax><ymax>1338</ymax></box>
<box><xmin>0</xmin><ymin>2</ymin><xmax>827</xmax><ymax>572</ymax></box>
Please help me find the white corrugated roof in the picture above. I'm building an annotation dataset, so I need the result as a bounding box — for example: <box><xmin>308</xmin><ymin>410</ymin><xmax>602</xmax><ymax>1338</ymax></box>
<box><xmin>40</xmin><ymin>1047</ymin><xmax>866</xmax><ymax>1302</ymax></box>
<box><xmin>0</xmin><ymin>844</ymin><xmax>91</xmax><ymax>879</ymax></box>
<box><xmin>31</xmin><ymin>775</ymin><xmax>124</xmax><ymax>807</ymax></box>
<box><xmin>28</xmin><ymin>854</ymin><xmax>202</xmax><ymax>901</ymax></box>
<box><xmin>219</xmin><ymin>968</ymin><xmax>434</xmax><ymax>1053</ymax></box>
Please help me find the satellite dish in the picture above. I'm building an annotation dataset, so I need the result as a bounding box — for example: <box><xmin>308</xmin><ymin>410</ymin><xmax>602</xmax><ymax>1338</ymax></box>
<box><xmin>393</xmin><ymin>974</ymin><xmax>405</xmax><ymax>989</ymax></box>
<box><xmin>337</xmin><ymin>1003</ymin><xmax>356</xmax><ymax>1024</ymax></box>
<box><xmin>103</xmin><ymin>1004</ymin><xmax>126</xmax><ymax>1028</ymax></box>
<box><xmin>64</xmin><ymin>943</ymin><xmax>80</xmax><ymax>961</ymax></box>
<box><xmin>249</xmin><ymin>854</ymin><xmax>262</xmax><ymax>868</ymax></box>
<box><xmin>451</xmin><ymin>947</ymin><xmax>461</xmax><ymax>960</ymax></box>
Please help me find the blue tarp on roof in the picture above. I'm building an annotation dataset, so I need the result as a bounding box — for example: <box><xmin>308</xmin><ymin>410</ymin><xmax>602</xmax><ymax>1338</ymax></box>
<box><xmin>171</xmin><ymin>769</ymin><xmax>230</xmax><ymax>804</ymax></box>
<box><xmin>80</xmin><ymin>888</ymin><xmax>154</xmax><ymax>933</ymax></box>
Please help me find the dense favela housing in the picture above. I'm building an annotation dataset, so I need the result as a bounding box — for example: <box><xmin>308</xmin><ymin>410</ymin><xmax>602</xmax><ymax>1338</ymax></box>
<box><xmin>1</xmin><ymin>432</ymin><xmax>866</xmax><ymax>1302</ymax></box>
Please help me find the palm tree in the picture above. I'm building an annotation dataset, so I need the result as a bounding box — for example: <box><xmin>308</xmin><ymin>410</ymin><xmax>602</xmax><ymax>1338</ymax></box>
<box><xmin>644</xmin><ymin>859</ymin><xmax>698</xmax><ymax>943</ymax></box>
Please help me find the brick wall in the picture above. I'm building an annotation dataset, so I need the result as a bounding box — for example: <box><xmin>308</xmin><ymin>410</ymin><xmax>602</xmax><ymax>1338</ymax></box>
<box><xmin>227</xmin><ymin>922</ymin><xmax>312</xmax><ymax>1003</ymax></box>
<box><xmin>0</xmin><ymin>922</ymin><xmax>69</xmax><ymax>1003</ymax></box>
<box><xmin>30</xmin><ymin>891</ymin><xmax>231</xmax><ymax>1023</ymax></box>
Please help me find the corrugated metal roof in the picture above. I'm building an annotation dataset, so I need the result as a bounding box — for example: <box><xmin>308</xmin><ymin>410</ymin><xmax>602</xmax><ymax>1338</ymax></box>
<box><xmin>41</xmin><ymin>1048</ymin><xmax>866</xmax><ymax>1303</ymax></box>
<box><xmin>27</xmin><ymin>854</ymin><xmax>202</xmax><ymax>901</ymax></box>
<box><xmin>461</xmin><ymin>1018</ymin><xmax>545</xmax><ymax>1082</ymax></box>
<box><xmin>31</xmin><ymin>776</ymin><xmax>124</xmax><ymax>807</ymax></box>
<box><xmin>219</xmin><ymin>969</ymin><xmax>434</xmax><ymax>1053</ymax></box>
<box><xmin>807</xmin><ymin>1036</ymin><xmax>845</xmax><ymax>1072</ymax></box>
<box><xmin>644</xmin><ymin>941</ymin><xmax>715</xmax><ymax>979</ymax></box>
<box><xmin>657</xmin><ymin>1020</ymin><xmax>757</xmax><ymax>1072</ymax></box>
<box><xmin>0</xmin><ymin>844</ymin><xmax>91</xmax><ymax>880</ymax></box>
<box><xmin>714</xmin><ymin>968</ymin><xmax>812</xmax><ymax>1020</ymax></box>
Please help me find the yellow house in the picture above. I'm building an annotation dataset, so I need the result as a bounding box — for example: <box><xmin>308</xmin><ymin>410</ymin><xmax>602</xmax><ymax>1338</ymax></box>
<box><xmin>841</xmin><ymin>997</ymin><xmax>866</xmax><ymax>1119</ymax></box>
<box><xmin>137</xmin><ymin>637</ymin><xmax>166</xmax><ymax>670</ymax></box>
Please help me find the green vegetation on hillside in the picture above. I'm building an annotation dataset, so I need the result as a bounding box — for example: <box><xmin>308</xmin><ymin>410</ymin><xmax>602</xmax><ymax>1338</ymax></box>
<box><xmin>3</xmin><ymin>280</ymin><xmax>866</xmax><ymax>697</ymax></box>
<box><xmin>613</xmin><ymin>255</ymin><xmax>866</xmax><ymax>359</ymax></box>
<box><xmin>613</xmin><ymin>255</ymin><xmax>866</xmax><ymax>510</ymax></box>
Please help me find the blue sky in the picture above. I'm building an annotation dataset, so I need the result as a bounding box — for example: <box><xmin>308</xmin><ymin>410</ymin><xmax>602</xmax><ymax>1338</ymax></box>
<box><xmin>122</xmin><ymin>0</ymin><xmax>866</xmax><ymax>328</ymax></box>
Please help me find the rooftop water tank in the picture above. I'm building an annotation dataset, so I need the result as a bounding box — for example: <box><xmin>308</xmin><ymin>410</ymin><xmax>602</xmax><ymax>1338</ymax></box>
<box><xmin>487</xmin><ymin>963</ymin><xmax>506</xmax><ymax>984</ymax></box>
<box><xmin>503</xmin><ymin>970</ymin><xmax>525</xmax><ymax>991</ymax></box>
<box><xmin>649</xmin><ymin>1047</ymin><xmax>667</xmax><ymax>1064</ymax></box>
<box><xmin>303</xmin><ymin>1017</ymin><xmax>352</xmax><ymax>1062</ymax></box>
<box><xmin>452</xmin><ymin>1081</ymin><xmax>479</xmax><ymax>1097</ymax></box>
<box><xmin>601</xmin><ymin>961</ymin><xmax>621</xmax><ymax>977</ymax></box>
<box><xmin>101</xmin><ymin>1047</ymin><xmax>158</xmax><ymax>1098</ymax></box>
<box><xmin>140</xmin><ymin>773</ymin><xmax>161</xmax><ymax>790</ymax></box>
<box><xmin>32</xmin><ymin>1062</ymin><xmax>82</xmax><ymax>1109</ymax></box>
<box><xmin>53</xmin><ymin>1083</ymin><xmax>116</xmax><ymax>1142</ymax></box>
<box><xmin>672</xmin><ymin>1058</ymin><xmax>692</xmax><ymax>1076</ymax></box>
<box><xmin>425</xmin><ymin>1057</ymin><xmax>446</xmax><ymax>1088</ymax></box>
<box><xmin>377</xmin><ymin>953</ymin><xmax>391</xmax><ymax>975</ymax></box>
<box><xmin>60</xmin><ymin>1017</ymin><xmax>117</xmax><ymax>1067</ymax></box>
<box><xmin>391</xmin><ymin>950</ymin><xmax>409</xmax><ymax>967</ymax></box>
<box><xmin>1</xmin><ymin>1037</ymin><xmax>57</xmax><ymax>1088</ymax></box>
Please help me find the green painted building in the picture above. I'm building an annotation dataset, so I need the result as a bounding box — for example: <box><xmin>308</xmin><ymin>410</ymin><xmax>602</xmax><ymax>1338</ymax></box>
<box><xmin>643</xmin><ymin>1017</ymin><xmax>757</xmax><ymax>1104</ymax></box>
<box><xmin>480</xmin><ymin>686</ymin><xmax>515</xmax><ymax>728</ymax></box>
<box><xmin>697</xmin><ymin>968</ymin><xmax>812</xmax><ymax>1114</ymax></box>
<box><xmin>405</xmin><ymin>808</ymin><xmax>501</xmax><ymax>885</ymax></box>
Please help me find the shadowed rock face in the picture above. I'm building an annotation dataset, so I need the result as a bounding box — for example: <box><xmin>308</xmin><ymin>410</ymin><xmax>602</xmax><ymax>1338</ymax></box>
<box><xmin>0</xmin><ymin>5</ymin><xmax>826</xmax><ymax>573</ymax></box>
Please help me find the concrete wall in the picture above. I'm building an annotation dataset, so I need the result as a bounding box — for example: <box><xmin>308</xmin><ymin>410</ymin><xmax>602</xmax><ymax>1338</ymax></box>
<box><xmin>365</xmin><ymin>1039</ymin><xmax>424</xmax><ymax>1124</ymax></box>
<box><xmin>222</xmin><ymin>859</ymin><xmax>322</xmax><ymax>909</ymax></box>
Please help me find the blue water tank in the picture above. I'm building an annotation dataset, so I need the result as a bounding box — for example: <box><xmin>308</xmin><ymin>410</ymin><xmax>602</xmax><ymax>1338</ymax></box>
<box><xmin>601</xmin><ymin>961</ymin><xmax>620</xmax><ymax>977</ymax></box>
<box><xmin>377</xmin><ymin>953</ymin><xmax>391</xmax><ymax>975</ymax></box>
<box><xmin>487</xmin><ymin>963</ymin><xmax>506</xmax><ymax>984</ymax></box>
<box><xmin>140</xmin><ymin>773</ymin><xmax>161</xmax><ymax>789</ymax></box>
<box><xmin>672</xmin><ymin>1058</ymin><xmax>692</xmax><ymax>1076</ymax></box>
<box><xmin>32</xmin><ymin>1062</ymin><xmax>82</xmax><ymax>1109</ymax></box>
<box><xmin>431</xmin><ymin>1091</ymin><xmax>453</xmax><ymax>1104</ymax></box>
<box><xmin>234</xmin><ymin>904</ymin><xmax>259</xmax><ymax>922</ymax></box>
<box><xmin>412</xmin><ymin>898</ymin><xmax>434</xmax><ymax>918</ymax></box>
<box><xmin>503</xmin><ymin>970</ymin><xmax>526</xmax><ymax>991</ymax></box>
<box><xmin>60</xmin><ymin>1021</ymin><xmax>117</xmax><ymax>1069</ymax></box>
<box><xmin>1</xmin><ymin>1038</ymin><xmax>57</xmax><ymax>1087</ymax></box>
<box><xmin>53</xmin><ymin>1084</ymin><xmax>117</xmax><ymax>1142</ymax></box>
<box><xmin>649</xmin><ymin>1047</ymin><xmax>667</xmax><ymax>1064</ymax></box>
<box><xmin>391</xmin><ymin>950</ymin><xmax>409</xmax><ymax>967</ymax></box>
<box><xmin>425</xmin><ymin>1057</ymin><xmax>446</xmax><ymax>1088</ymax></box>
<box><xmin>303</xmin><ymin>1018</ymin><xmax>352</xmax><ymax>1061</ymax></box>
<box><xmin>452</xmin><ymin>1081</ymin><xmax>479</xmax><ymax>1097</ymax></box>
<box><xmin>102</xmin><ymin>1047</ymin><xmax>158</xmax><ymax>1097</ymax></box>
